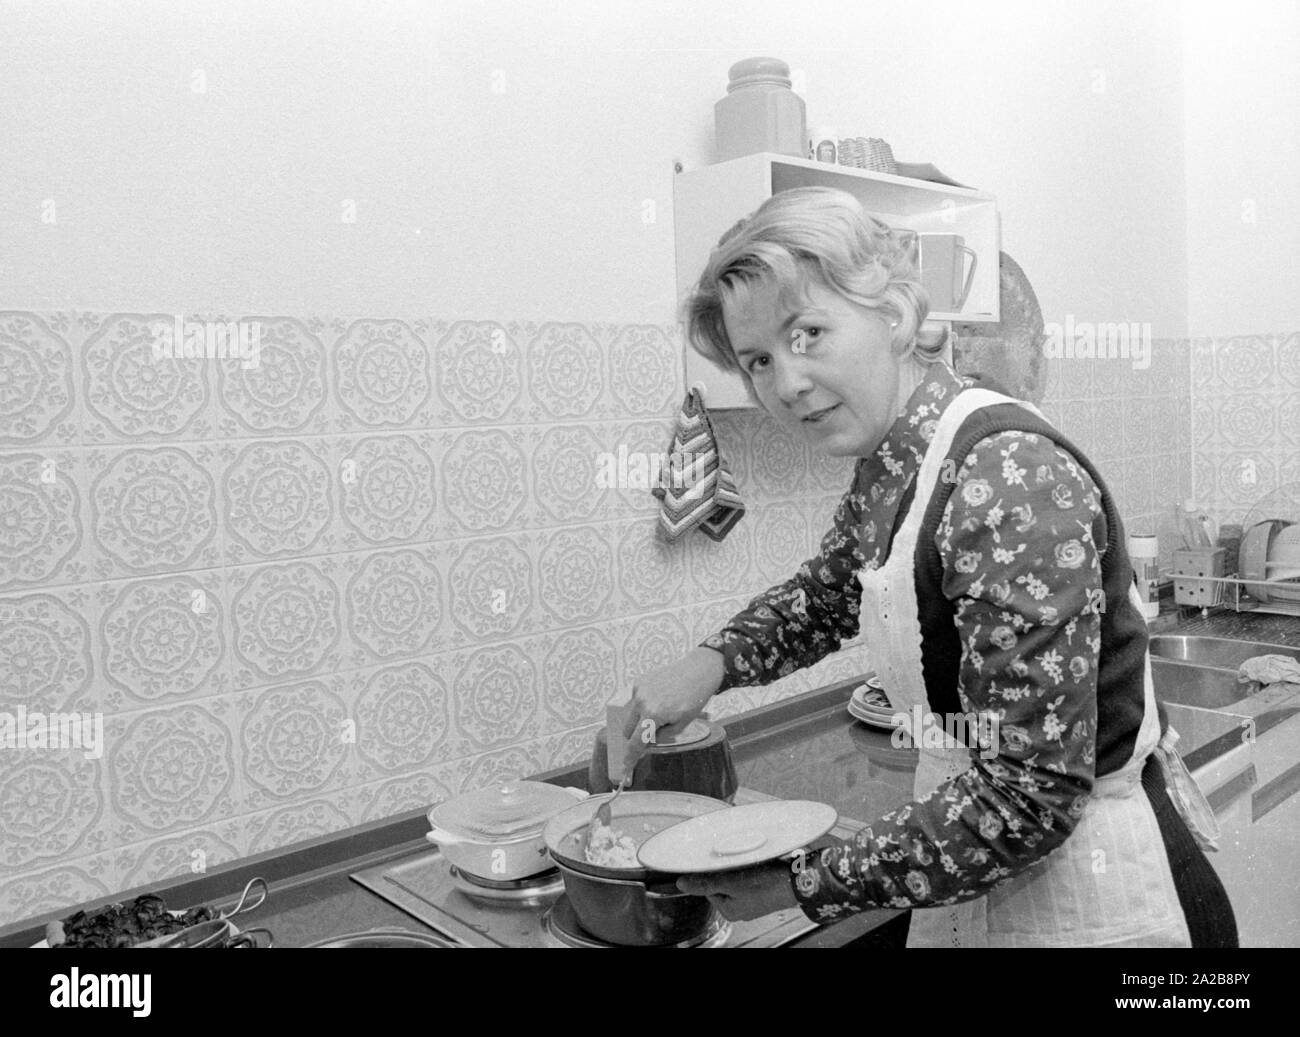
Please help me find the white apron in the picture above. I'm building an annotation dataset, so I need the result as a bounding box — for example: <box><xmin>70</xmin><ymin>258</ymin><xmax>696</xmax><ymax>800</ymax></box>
<box><xmin>856</xmin><ymin>388</ymin><xmax>1193</xmax><ymax>947</ymax></box>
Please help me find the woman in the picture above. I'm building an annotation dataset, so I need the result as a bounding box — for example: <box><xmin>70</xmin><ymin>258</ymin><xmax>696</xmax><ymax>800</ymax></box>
<box><xmin>618</xmin><ymin>186</ymin><xmax>1236</xmax><ymax>947</ymax></box>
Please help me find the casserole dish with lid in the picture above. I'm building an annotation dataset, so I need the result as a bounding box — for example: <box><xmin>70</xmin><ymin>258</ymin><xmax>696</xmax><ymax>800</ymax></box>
<box><xmin>426</xmin><ymin>780</ymin><xmax>586</xmax><ymax>881</ymax></box>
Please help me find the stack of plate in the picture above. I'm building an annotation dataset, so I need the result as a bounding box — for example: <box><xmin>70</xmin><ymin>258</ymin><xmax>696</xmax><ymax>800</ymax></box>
<box><xmin>846</xmin><ymin>677</ymin><xmax>903</xmax><ymax>730</ymax></box>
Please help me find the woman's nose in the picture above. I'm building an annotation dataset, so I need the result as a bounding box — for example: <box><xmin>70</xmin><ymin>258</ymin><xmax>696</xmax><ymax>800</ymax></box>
<box><xmin>771</xmin><ymin>353</ymin><xmax>813</xmax><ymax>406</ymax></box>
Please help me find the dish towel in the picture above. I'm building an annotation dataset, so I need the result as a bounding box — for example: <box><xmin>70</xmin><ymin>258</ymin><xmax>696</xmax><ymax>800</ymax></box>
<box><xmin>652</xmin><ymin>387</ymin><xmax>745</xmax><ymax>542</ymax></box>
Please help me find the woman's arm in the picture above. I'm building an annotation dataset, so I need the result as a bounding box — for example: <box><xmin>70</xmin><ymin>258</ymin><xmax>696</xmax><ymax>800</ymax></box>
<box><xmin>700</xmin><ymin>460</ymin><xmax>872</xmax><ymax>692</ymax></box>
<box><xmin>793</xmin><ymin>430</ymin><xmax>1106</xmax><ymax>918</ymax></box>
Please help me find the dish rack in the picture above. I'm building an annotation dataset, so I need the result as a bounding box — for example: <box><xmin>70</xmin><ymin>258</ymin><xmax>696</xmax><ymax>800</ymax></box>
<box><xmin>1172</xmin><ymin>486</ymin><xmax>1300</xmax><ymax>617</ymax></box>
<box><xmin>1171</xmin><ymin>563</ymin><xmax>1300</xmax><ymax>617</ymax></box>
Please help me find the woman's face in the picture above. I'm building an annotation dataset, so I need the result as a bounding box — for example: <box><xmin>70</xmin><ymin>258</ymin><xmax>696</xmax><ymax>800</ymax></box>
<box><xmin>722</xmin><ymin>275</ymin><xmax>903</xmax><ymax>458</ymax></box>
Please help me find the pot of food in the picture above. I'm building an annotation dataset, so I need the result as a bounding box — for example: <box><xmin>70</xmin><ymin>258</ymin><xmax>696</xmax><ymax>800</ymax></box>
<box><xmin>542</xmin><ymin>790</ymin><xmax>728</xmax><ymax>946</ymax></box>
<box><xmin>426</xmin><ymin>779</ymin><xmax>587</xmax><ymax>882</ymax></box>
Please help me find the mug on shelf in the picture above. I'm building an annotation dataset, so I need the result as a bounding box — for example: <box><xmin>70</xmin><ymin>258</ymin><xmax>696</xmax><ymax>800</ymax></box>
<box><xmin>918</xmin><ymin>232</ymin><xmax>978</xmax><ymax>313</ymax></box>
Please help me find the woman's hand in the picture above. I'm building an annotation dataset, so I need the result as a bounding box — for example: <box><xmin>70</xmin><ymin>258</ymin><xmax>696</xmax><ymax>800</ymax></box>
<box><xmin>676</xmin><ymin>860</ymin><xmax>799</xmax><ymax>921</ymax></box>
<box><xmin>615</xmin><ymin>647</ymin><xmax>726</xmax><ymax>779</ymax></box>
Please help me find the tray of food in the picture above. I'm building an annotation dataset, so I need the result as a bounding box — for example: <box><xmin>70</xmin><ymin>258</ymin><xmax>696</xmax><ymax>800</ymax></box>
<box><xmin>38</xmin><ymin>877</ymin><xmax>270</xmax><ymax>949</ymax></box>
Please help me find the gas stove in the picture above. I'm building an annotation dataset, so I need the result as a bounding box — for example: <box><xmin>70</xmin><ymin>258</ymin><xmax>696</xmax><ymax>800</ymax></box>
<box><xmin>351</xmin><ymin>787</ymin><xmax>866</xmax><ymax>948</ymax></box>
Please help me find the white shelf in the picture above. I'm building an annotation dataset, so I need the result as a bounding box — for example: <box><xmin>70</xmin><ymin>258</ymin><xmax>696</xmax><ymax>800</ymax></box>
<box><xmin>673</xmin><ymin>152</ymin><xmax>1000</xmax><ymax>409</ymax></box>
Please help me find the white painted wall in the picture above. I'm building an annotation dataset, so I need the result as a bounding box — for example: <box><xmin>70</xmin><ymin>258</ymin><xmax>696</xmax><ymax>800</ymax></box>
<box><xmin>1</xmin><ymin>0</ymin><xmax>1196</xmax><ymax>338</ymax></box>
<box><xmin>1182</xmin><ymin>0</ymin><xmax>1300</xmax><ymax>338</ymax></box>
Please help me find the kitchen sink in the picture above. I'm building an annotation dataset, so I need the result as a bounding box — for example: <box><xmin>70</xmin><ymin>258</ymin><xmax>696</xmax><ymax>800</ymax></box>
<box><xmin>1149</xmin><ymin>636</ymin><xmax>1300</xmax><ymax>710</ymax></box>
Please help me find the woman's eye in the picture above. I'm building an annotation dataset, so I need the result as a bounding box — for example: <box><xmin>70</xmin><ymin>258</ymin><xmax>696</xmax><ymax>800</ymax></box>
<box><xmin>747</xmin><ymin>355</ymin><xmax>770</xmax><ymax>374</ymax></box>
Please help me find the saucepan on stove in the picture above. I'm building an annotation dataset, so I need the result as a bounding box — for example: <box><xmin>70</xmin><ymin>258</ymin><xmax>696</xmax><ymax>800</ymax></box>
<box><xmin>425</xmin><ymin>779</ymin><xmax>588</xmax><ymax>882</ymax></box>
<box><xmin>542</xmin><ymin>790</ymin><xmax>728</xmax><ymax>947</ymax></box>
<box><xmin>588</xmin><ymin>718</ymin><xmax>738</xmax><ymax>802</ymax></box>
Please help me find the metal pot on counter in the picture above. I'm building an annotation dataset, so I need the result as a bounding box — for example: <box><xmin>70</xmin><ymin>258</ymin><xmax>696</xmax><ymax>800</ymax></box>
<box><xmin>588</xmin><ymin>718</ymin><xmax>738</xmax><ymax>801</ymax></box>
<box><xmin>542</xmin><ymin>790</ymin><xmax>728</xmax><ymax>947</ymax></box>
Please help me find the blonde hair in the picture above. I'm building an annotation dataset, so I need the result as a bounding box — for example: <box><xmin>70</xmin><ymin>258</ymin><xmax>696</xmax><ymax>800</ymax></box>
<box><xmin>683</xmin><ymin>187</ymin><xmax>948</xmax><ymax>380</ymax></box>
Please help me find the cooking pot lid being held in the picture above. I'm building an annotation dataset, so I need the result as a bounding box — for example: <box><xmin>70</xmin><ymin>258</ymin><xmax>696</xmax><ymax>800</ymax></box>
<box><xmin>428</xmin><ymin>779</ymin><xmax>582</xmax><ymax>840</ymax></box>
<box><xmin>637</xmin><ymin>800</ymin><xmax>838</xmax><ymax>874</ymax></box>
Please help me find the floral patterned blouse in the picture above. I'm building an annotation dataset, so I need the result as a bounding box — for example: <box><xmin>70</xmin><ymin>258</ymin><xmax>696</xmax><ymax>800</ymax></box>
<box><xmin>701</xmin><ymin>364</ymin><xmax>1108</xmax><ymax>918</ymax></box>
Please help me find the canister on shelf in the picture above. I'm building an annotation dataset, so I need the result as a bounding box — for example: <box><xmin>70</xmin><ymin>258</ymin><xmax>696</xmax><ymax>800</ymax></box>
<box><xmin>714</xmin><ymin>56</ymin><xmax>806</xmax><ymax>163</ymax></box>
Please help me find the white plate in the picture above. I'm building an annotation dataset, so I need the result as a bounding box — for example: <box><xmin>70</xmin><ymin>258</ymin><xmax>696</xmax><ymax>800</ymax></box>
<box><xmin>637</xmin><ymin>800</ymin><xmax>838</xmax><ymax>874</ymax></box>
<box><xmin>847</xmin><ymin>700</ymin><xmax>904</xmax><ymax>731</ymax></box>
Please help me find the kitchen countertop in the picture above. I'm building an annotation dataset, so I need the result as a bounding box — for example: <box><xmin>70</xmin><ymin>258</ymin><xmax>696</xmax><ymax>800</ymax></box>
<box><xmin>6</xmin><ymin>602</ymin><xmax>1296</xmax><ymax>950</ymax></box>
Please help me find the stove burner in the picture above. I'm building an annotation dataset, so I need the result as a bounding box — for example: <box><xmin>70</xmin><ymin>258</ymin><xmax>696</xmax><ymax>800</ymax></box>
<box><xmin>543</xmin><ymin>896</ymin><xmax>732</xmax><ymax>949</ymax></box>
<box><xmin>448</xmin><ymin>865</ymin><xmax>565</xmax><ymax>902</ymax></box>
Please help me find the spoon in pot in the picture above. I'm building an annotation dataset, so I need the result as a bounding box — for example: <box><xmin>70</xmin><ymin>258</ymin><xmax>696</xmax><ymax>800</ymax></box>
<box><xmin>594</xmin><ymin>775</ymin><xmax>629</xmax><ymax>831</ymax></box>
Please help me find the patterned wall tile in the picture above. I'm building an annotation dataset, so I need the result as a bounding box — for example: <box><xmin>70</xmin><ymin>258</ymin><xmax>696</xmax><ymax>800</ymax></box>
<box><xmin>1088</xmin><ymin>397</ymin><xmax>1127</xmax><ymax>463</ymax></box>
<box><xmin>0</xmin><ymin>747</ymin><xmax>108</xmax><ymax>874</ymax></box>
<box><xmin>216</xmin><ymin>317</ymin><xmax>330</xmax><ymax>438</ymax></box>
<box><xmin>87</xmin><ymin>445</ymin><xmax>223</xmax><ymax>581</ymax></box>
<box><xmin>332</xmin><ymin>432</ymin><xmax>439</xmax><ymax>549</ymax></box>
<box><xmin>752</xmin><ymin>500</ymin><xmax>808</xmax><ymax>585</ymax></box>
<box><xmin>616</xmin><ymin>611</ymin><xmax>692</xmax><ymax>692</ymax></box>
<box><xmin>0</xmin><ymin>448</ymin><xmax>86</xmax><ymax>592</ymax></box>
<box><xmin>1278</xmin><ymin>333</ymin><xmax>1300</xmax><ymax>389</ymax></box>
<box><xmin>242</xmin><ymin>792</ymin><xmax>358</xmax><ymax>857</ymax></box>
<box><xmin>606</xmin><ymin>418</ymin><xmax>677</xmax><ymax>515</ymax></box>
<box><xmin>0</xmin><ymin>857</ymin><xmax>117</xmax><ymax>933</ymax></box>
<box><xmin>546</xmin><ymin>722</ymin><xmax>604</xmax><ymax>773</ymax></box>
<box><xmin>227</xmin><ymin>560</ymin><xmax>346</xmax><ymax>689</ymax></box>
<box><xmin>0</xmin><ymin>585</ymin><xmax>98</xmax><ymax>714</ymax></box>
<box><xmin>96</xmin><ymin>571</ymin><xmax>227</xmax><ymax>711</ymax></box>
<box><xmin>536</xmin><ymin>524</ymin><xmax>615</xmax><ymax>627</ymax></box>
<box><xmin>431</xmin><ymin>320</ymin><xmax>526</xmax><ymax>425</ymax></box>
<box><xmin>686</xmin><ymin>515</ymin><xmax>755</xmax><ymax>599</ymax></box>
<box><xmin>115</xmin><ymin>823</ymin><xmax>246</xmax><ymax>892</ymax></box>
<box><xmin>352</xmin><ymin>660</ymin><xmax>451</xmax><ymax>781</ymax></box>
<box><xmin>341</xmin><ymin>545</ymin><xmax>444</xmax><ymax>670</ymax></box>
<box><xmin>524</xmin><ymin>322</ymin><xmax>606</xmax><ymax>421</ymax></box>
<box><xmin>331</xmin><ymin>318</ymin><xmax>432</xmax><ymax>430</ymax></box>
<box><xmin>444</xmin><ymin>534</ymin><xmax>534</xmax><ymax>647</ymax></box>
<box><xmin>356</xmin><ymin>765</ymin><xmax>459</xmax><ymax>822</ymax></box>
<box><xmin>220</xmin><ymin>438</ymin><xmax>337</xmax><ymax>564</ymax></box>
<box><xmin>607</xmin><ymin>324</ymin><xmax>681</xmax><ymax>416</ymax></box>
<box><xmin>104</xmin><ymin>699</ymin><xmax>241</xmax><ymax>848</ymax></box>
<box><xmin>439</xmin><ymin>427</ymin><xmax>529</xmax><ymax>536</ymax></box>
<box><xmin>80</xmin><ymin>313</ymin><xmax>218</xmax><ymax>445</ymax></box>
<box><xmin>612</xmin><ymin>517</ymin><xmax>686</xmax><ymax>612</ymax></box>
<box><xmin>449</xmin><ymin>642</ymin><xmax>542</xmax><ymax>756</ymax></box>
<box><xmin>532</xmin><ymin>425</ymin><xmax>611</xmax><ymax>524</ymax></box>
<box><xmin>535</xmin><ymin>625</ymin><xmax>618</xmax><ymax>733</ymax></box>
<box><xmin>236</xmin><ymin>678</ymin><xmax>356</xmax><ymax>811</ymax></box>
<box><xmin>452</xmin><ymin>737</ymin><xmax>551</xmax><ymax>796</ymax></box>
<box><xmin>0</xmin><ymin>311</ymin><xmax>80</xmax><ymax>447</ymax></box>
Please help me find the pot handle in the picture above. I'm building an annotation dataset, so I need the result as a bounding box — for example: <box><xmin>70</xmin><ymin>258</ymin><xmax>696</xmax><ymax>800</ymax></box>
<box><xmin>557</xmin><ymin>866</ymin><xmax>693</xmax><ymax>898</ymax></box>
<box><xmin>425</xmin><ymin>824</ymin><xmax>468</xmax><ymax>847</ymax></box>
<box><xmin>643</xmin><ymin>882</ymin><xmax>692</xmax><ymax>900</ymax></box>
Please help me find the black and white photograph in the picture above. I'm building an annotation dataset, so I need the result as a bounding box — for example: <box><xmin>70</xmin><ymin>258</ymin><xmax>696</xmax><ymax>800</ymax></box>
<box><xmin>0</xmin><ymin>0</ymin><xmax>1296</xmax><ymax>1007</ymax></box>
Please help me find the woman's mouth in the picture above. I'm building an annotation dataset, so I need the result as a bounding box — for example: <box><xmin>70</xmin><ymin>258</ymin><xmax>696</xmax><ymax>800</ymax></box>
<box><xmin>802</xmin><ymin>404</ymin><xmax>840</xmax><ymax>424</ymax></box>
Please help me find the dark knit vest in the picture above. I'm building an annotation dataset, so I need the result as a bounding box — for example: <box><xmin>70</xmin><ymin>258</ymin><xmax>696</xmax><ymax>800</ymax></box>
<box><xmin>892</xmin><ymin>389</ymin><xmax>1158</xmax><ymax>778</ymax></box>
